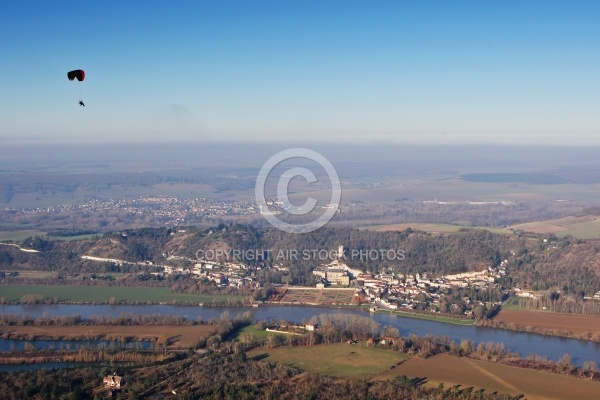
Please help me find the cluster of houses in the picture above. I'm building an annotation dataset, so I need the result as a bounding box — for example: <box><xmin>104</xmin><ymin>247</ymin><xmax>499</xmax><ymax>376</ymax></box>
<box><xmin>357</xmin><ymin>268</ymin><xmax>505</xmax><ymax>312</ymax></box>
<box><xmin>312</xmin><ymin>251</ymin><xmax>508</xmax><ymax>314</ymax></box>
<box><xmin>164</xmin><ymin>258</ymin><xmax>260</xmax><ymax>289</ymax></box>
<box><xmin>18</xmin><ymin>195</ymin><xmax>258</xmax><ymax>226</ymax></box>
<box><xmin>82</xmin><ymin>252</ymin><xmax>261</xmax><ymax>289</ymax></box>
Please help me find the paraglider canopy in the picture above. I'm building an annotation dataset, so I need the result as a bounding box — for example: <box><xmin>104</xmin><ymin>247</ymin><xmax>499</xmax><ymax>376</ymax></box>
<box><xmin>67</xmin><ymin>70</ymin><xmax>85</xmax><ymax>81</ymax></box>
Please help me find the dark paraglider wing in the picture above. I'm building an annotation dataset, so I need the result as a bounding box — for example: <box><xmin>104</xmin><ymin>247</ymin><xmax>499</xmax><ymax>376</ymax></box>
<box><xmin>67</xmin><ymin>70</ymin><xmax>85</xmax><ymax>81</ymax></box>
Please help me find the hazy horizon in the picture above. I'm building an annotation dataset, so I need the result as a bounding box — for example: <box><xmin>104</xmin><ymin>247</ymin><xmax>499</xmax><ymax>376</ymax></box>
<box><xmin>3</xmin><ymin>143</ymin><xmax>600</xmax><ymax>173</ymax></box>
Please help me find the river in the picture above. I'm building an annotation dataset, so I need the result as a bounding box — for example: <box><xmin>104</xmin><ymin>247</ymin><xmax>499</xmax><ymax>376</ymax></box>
<box><xmin>1</xmin><ymin>304</ymin><xmax>599</xmax><ymax>367</ymax></box>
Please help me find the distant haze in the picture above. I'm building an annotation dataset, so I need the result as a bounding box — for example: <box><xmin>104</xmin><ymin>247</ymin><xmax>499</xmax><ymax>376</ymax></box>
<box><xmin>2</xmin><ymin>143</ymin><xmax>600</xmax><ymax>173</ymax></box>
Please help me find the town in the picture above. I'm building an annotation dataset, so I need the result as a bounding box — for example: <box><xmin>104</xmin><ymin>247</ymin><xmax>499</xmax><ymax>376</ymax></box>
<box><xmin>81</xmin><ymin>243</ymin><xmax>509</xmax><ymax>318</ymax></box>
<box><xmin>13</xmin><ymin>196</ymin><xmax>259</xmax><ymax>226</ymax></box>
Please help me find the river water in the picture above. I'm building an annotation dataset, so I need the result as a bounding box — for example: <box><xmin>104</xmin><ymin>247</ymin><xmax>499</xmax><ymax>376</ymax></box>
<box><xmin>1</xmin><ymin>304</ymin><xmax>599</xmax><ymax>367</ymax></box>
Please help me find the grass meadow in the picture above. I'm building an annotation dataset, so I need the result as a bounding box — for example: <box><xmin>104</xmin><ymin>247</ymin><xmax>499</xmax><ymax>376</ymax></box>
<box><xmin>230</xmin><ymin>325</ymin><xmax>285</xmax><ymax>341</ymax></box>
<box><xmin>0</xmin><ymin>231</ymin><xmax>47</xmax><ymax>242</ymax></box>
<box><xmin>0</xmin><ymin>231</ymin><xmax>102</xmax><ymax>242</ymax></box>
<box><xmin>247</xmin><ymin>342</ymin><xmax>407</xmax><ymax>380</ymax></box>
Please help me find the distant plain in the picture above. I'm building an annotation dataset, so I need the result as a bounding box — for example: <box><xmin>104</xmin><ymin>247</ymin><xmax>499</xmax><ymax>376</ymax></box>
<box><xmin>3</xmin><ymin>144</ymin><xmax>600</xmax><ymax>237</ymax></box>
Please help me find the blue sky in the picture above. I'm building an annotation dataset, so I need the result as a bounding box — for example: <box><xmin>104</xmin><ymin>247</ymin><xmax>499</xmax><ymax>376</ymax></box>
<box><xmin>1</xmin><ymin>1</ymin><xmax>599</xmax><ymax>145</ymax></box>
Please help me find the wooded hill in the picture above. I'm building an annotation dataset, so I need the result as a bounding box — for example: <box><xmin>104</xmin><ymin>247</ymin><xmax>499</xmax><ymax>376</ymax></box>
<box><xmin>2</xmin><ymin>224</ymin><xmax>600</xmax><ymax>301</ymax></box>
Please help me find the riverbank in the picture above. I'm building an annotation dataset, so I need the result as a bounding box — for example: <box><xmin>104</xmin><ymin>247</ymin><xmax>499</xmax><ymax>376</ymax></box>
<box><xmin>376</xmin><ymin>309</ymin><xmax>475</xmax><ymax>326</ymax></box>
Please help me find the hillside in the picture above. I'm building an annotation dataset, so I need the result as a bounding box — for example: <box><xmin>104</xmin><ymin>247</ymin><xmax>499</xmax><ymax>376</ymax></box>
<box><xmin>2</xmin><ymin>224</ymin><xmax>600</xmax><ymax>304</ymax></box>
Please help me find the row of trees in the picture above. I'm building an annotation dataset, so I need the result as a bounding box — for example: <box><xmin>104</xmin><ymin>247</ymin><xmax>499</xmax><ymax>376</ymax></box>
<box><xmin>514</xmin><ymin>293</ymin><xmax>600</xmax><ymax>315</ymax></box>
<box><xmin>0</xmin><ymin>312</ymin><xmax>201</xmax><ymax>327</ymax></box>
<box><xmin>0</xmin><ymin>347</ymin><xmax>171</xmax><ymax>365</ymax></box>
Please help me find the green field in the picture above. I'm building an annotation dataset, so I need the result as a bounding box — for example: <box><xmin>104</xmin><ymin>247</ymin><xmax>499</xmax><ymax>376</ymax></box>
<box><xmin>0</xmin><ymin>284</ymin><xmax>249</xmax><ymax>304</ymax></box>
<box><xmin>2</xmin><ymin>271</ymin><xmax>56</xmax><ymax>279</ymax></box>
<box><xmin>47</xmin><ymin>233</ymin><xmax>103</xmax><ymax>241</ymax></box>
<box><xmin>247</xmin><ymin>342</ymin><xmax>407</xmax><ymax>380</ymax></box>
<box><xmin>0</xmin><ymin>230</ymin><xmax>47</xmax><ymax>242</ymax></box>
<box><xmin>230</xmin><ymin>325</ymin><xmax>286</xmax><ymax>341</ymax></box>
<box><xmin>0</xmin><ymin>230</ymin><xmax>102</xmax><ymax>242</ymax></box>
<box><xmin>502</xmin><ymin>296</ymin><xmax>522</xmax><ymax>310</ymax></box>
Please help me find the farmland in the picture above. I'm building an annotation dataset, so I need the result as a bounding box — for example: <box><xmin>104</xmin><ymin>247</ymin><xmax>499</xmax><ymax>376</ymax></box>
<box><xmin>0</xmin><ymin>284</ymin><xmax>249</xmax><ymax>305</ymax></box>
<box><xmin>362</xmin><ymin>222</ymin><xmax>512</xmax><ymax>235</ymax></box>
<box><xmin>0</xmin><ymin>324</ymin><xmax>214</xmax><ymax>348</ymax></box>
<box><xmin>378</xmin><ymin>353</ymin><xmax>600</xmax><ymax>400</ymax></box>
<box><xmin>510</xmin><ymin>214</ymin><xmax>600</xmax><ymax>238</ymax></box>
<box><xmin>493</xmin><ymin>308</ymin><xmax>600</xmax><ymax>338</ymax></box>
<box><xmin>247</xmin><ymin>342</ymin><xmax>407</xmax><ymax>380</ymax></box>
